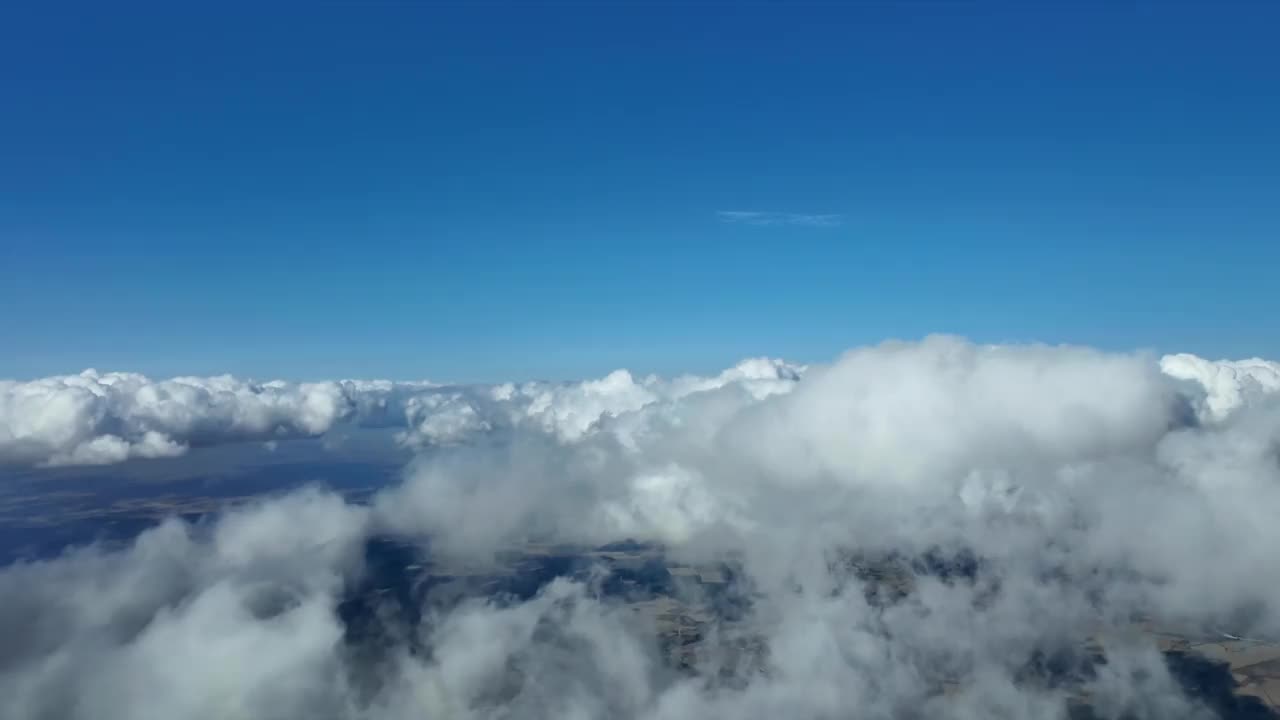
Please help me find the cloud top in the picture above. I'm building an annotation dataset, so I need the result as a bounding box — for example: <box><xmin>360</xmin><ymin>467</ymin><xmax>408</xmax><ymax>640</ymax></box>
<box><xmin>1160</xmin><ymin>352</ymin><xmax>1280</xmax><ymax>421</ymax></box>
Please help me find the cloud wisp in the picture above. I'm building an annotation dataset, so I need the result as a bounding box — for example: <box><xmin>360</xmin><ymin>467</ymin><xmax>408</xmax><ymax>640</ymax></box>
<box><xmin>3</xmin><ymin>337</ymin><xmax>1280</xmax><ymax>719</ymax></box>
<box><xmin>716</xmin><ymin>210</ymin><xmax>844</xmax><ymax>227</ymax></box>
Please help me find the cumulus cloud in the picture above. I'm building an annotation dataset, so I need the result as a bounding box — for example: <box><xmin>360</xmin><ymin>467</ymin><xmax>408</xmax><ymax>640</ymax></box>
<box><xmin>3</xmin><ymin>337</ymin><xmax>1280</xmax><ymax>719</ymax></box>
<box><xmin>0</xmin><ymin>371</ymin><xmax>365</xmax><ymax>467</ymax></box>
<box><xmin>0</xmin><ymin>487</ymin><xmax>369</xmax><ymax>720</ymax></box>
<box><xmin>1160</xmin><ymin>353</ymin><xmax>1280</xmax><ymax>422</ymax></box>
<box><xmin>0</xmin><ymin>359</ymin><xmax>805</xmax><ymax>467</ymax></box>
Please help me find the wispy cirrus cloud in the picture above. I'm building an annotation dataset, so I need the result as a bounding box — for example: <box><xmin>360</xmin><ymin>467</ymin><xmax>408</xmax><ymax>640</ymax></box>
<box><xmin>716</xmin><ymin>210</ymin><xmax>844</xmax><ymax>227</ymax></box>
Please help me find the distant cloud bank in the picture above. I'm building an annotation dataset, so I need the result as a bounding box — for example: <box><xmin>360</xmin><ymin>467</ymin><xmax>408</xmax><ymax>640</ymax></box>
<box><xmin>2</xmin><ymin>342</ymin><xmax>1277</xmax><ymax>469</ymax></box>
<box><xmin>0</xmin><ymin>358</ymin><xmax>804</xmax><ymax>468</ymax></box>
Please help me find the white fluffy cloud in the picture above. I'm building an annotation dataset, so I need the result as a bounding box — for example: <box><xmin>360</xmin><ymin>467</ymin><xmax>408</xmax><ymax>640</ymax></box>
<box><xmin>0</xmin><ymin>371</ymin><xmax>363</xmax><ymax>466</ymax></box>
<box><xmin>11</xmin><ymin>347</ymin><xmax>1276</xmax><ymax>471</ymax></box>
<box><xmin>0</xmin><ymin>358</ymin><xmax>805</xmax><ymax>467</ymax></box>
<box><xmin>1160</xmin><ymin>352</ymin><xmax>1280</xmax><ymax>421</ymax></box>
<box><xmin>3</xmin><ymin>337</ymin><xmax>1280</xmax><ymax>719</ymax></box>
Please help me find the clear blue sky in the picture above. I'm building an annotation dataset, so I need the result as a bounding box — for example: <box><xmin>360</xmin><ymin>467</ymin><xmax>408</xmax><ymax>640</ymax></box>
<box><xmin>2</xmin><ymin>2</ymin><xmax>1277</xmax><ymax>382</ymax></box>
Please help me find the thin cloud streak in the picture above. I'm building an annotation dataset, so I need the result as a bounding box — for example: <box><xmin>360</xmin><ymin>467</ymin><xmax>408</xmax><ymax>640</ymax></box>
<box><xmin>716</xmin><ymin>210</ymin><xmax>844</xmax><ymax>227</ymax></box>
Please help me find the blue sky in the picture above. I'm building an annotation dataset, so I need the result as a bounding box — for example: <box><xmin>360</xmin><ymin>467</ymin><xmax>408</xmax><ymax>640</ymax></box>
<box><xmin>2</xmin><ymin>2</ymin><xmax>1277</xmax><ymax>382</ymax></box>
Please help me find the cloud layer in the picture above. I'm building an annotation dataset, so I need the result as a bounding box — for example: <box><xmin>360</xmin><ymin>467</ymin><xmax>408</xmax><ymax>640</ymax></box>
<box><xmin>0</xmin><ymin>359</ymin><xmax>804</xmax><ymax>467</ymax></box>
<box><xmin>5</xmin><ymin>345</ymin><xmax>1275</xmax><ymax>470</ymax></box>
<box><xmin>3</xmin><ymin>336</ymin><xmax>1280</xmax><ymax>719</ymax></box>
